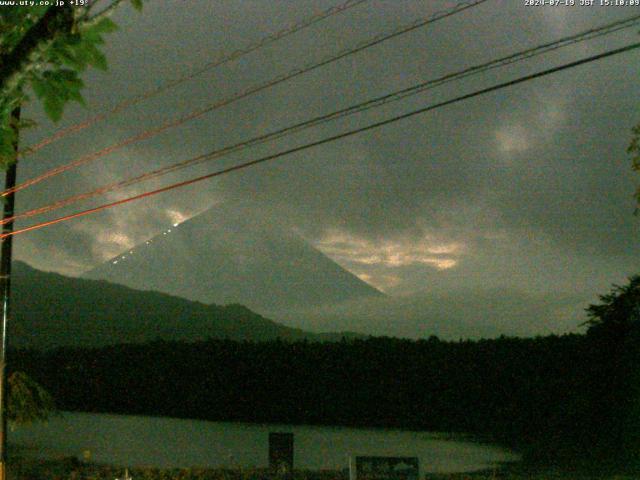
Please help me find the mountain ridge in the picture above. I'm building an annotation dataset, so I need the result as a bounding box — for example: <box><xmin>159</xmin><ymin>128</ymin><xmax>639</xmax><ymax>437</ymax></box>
<box><xmin>10</xmin><ymin>261</ymin><xmax>364</xmax><ymax>350</ymax></box>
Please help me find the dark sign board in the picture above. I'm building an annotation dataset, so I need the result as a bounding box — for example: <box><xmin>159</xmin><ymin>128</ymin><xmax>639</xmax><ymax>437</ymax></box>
<box><xmin>269</xmin><ymin>432</ymin><xmax>294</xmax><ymax>474</ymax></box>
<box><xmin>350</xmin><ymin>456</ymin><xmax>419</xmax><ymax>480</ymax></box>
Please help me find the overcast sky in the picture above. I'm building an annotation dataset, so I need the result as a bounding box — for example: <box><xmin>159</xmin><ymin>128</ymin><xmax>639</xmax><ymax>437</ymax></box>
<box><xmin>11</xmin><ymin>0</ymin><xmax>640</xmax><ymax>337</ymax></box>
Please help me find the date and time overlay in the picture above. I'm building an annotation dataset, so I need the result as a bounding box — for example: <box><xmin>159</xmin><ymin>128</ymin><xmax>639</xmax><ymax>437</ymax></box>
<box><xmin>525</xmin><ymin>0</ymin><xmax>639</xmax><ymax>6</ymax></box>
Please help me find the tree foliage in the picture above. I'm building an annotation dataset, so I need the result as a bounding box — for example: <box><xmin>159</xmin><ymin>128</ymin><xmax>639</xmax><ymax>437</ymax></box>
<box><xmin>0</xmin><ymin>1</ymin><xmax>142</xmax><ymax>168</ymax></box>
<box><xmin>584</xmin><ymin>275</ymin><xmax>640</xmax><ymax>457</ymax></box>
<box><xmin>8</xmin><ymin>371</ymin><xmax>55</xmax><ymax>425</ymax></box>
<box><xmin>585</xmin><ymin>275</ymin><xmax>640</xmax><ymax>337</ymax></box>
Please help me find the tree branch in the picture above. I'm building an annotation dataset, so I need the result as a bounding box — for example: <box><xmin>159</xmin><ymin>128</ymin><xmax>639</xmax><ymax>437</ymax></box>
<box><xmin>83</xmin><ymin>0</ymin><xmax>125</xmax><ymax>27</ymax></box>
<box><xmin>0</xmin><ymin>5</ymin><xmax>74</xmax><ymax>97</ymax></box>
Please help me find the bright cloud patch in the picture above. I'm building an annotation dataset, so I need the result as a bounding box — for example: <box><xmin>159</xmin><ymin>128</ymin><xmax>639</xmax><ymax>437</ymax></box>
<box><xmin>495</xmin><ymin>124</ymin><xmax>529</xmax><ymax>154</ymax></box>
<box><xmin>165</xmin><ymin>209</ymin><xmax>189</xmax><ymax>226</ymax></box>
<box><xmin>94</xmin><ymin>231</ymin><xmax>135</xmax><ymax>261</ymax></box>
<box><xmin>315</xmin><ymin>230</ymin><xmax>462</xmax><ymax>270</ymax></box>
<box><xmin>495</xmin><ymin>95</ymin><xmax>566</xmax><ymax>157</ymax></box>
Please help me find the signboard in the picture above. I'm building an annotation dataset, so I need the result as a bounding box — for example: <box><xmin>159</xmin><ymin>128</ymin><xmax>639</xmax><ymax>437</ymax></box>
<box><xmin>350</xmin><ymin>456</ymin><xmax>419</xmax><ymax>480</ymax></box>
<box><xmin>269</xmin><ymin>432</ymin><xmax>294</xmax><ymax>474</ymax></box>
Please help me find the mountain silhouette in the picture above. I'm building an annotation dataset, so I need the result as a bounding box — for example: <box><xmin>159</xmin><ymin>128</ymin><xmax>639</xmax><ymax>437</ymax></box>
<box><xmin>10</xmin><ymin>261</ymin><xmax>359</xmax><ymax>350</ymax></box>
<box><xmin>83</xmin><ymin>201</ymin><xmax>382</xmax><ymax>313</ymax></box>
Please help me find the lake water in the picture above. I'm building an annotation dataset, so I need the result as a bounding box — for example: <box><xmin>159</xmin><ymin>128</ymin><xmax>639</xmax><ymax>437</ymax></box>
<box><xmin>10</xmin><ymin>412</ymin><xmax>519</xmax><ymax>474</ymax></box>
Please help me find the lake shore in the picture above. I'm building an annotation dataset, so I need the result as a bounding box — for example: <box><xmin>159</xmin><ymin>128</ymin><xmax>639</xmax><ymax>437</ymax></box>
<box><xmin>8</xmin><ymin>457</ymin><xmax>639</xmax><ymax>480</ymax></box>
<box><xmin>10</xmin><ymin>411</ymin><xmax>519</xmax><ymax>472</ymax></box>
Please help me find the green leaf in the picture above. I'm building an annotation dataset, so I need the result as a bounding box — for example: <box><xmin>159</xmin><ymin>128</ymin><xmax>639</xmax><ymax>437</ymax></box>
<box><xmin>68</xmin><ymin>43</ymin><xmax>91</xmax><ymax>70</ymax></box>
<box><xmin>131</xmin><ymin>0</ymin><xmax>143</xmax><ymax>11</ymax></box>
<box><xmin>31</xmin><ymin>76</ymin><xmax>64</xmax><ymax>121</ymax></box>
<box><xmin>91</xmin><ymin>17</ymin><xmax>118</xmax><ymax>34</ymax></box>
<box><xmin>81</xmin><ymin>27</ymin><xmax>105</xmax><ymax>45</ymax></box>
<box><xmin>64</xmin><ymin>32</ymin><xmax>82</xmax><ymax>46</ymax></box>
<box><xmin>85</xmin><ymin>43</ymin><xmax>108</xmax><ymax>70</ymax></box>
<box><xmin>30</xmin><ymin>68</ymin><xmax>87</xmax><ymax>120</ymax></box>
<box><xmin>42</xmin><ymin>94</ymin><xmax>64</xmax><ymax>122</ymax></box>
<box><xmin>49</xmin><ymin>45</ymin><xmax>84</xmax><ymax>70</ymax></box>
<box><xmin>30</xmin><ymin>76</ymin><xmax>49</xmax><ymax>100</ymax></box>
<box><xmin>67</xmin><ymin>88</ymin><xmax>86</xmax><ymax>107</ymax></box>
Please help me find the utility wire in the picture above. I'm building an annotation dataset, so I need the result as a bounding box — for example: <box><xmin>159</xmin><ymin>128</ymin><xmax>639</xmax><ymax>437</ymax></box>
<box><xmin>3</xmin><ymin>13</ymin><xmax>638</xmax><ymax>226</ymax></box>
<box><xmin>3</xmin><ymin>40</ymin><xmax>639</xmax><ymax>239</ymax></box>
<box><xmin>20</xmin><ymin>0</ymin><xmax>370</xmax><ymax>156</ymax></box>
<box><xmin>3</xmin><ymin>0</ymin><xmax>488</xmax><ymax>198</ymax></box>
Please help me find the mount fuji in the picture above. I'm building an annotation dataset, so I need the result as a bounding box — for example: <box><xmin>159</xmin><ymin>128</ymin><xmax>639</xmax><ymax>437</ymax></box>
<box><xmin>83</xmin><ymin>201</ymin><xmax>382</xmax><ymax>314</ymax></box>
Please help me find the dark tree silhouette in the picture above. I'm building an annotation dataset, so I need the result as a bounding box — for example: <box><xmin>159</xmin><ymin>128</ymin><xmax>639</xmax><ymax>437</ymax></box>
<box><xmin>583</xmin><ymin>275</ymin><xmax>640</xmax><ymax>461</ymax></box>
<box><xmin>585</xmin><ymin>275</ymin><xmax>640</xmax><ymax>338</ymax></box>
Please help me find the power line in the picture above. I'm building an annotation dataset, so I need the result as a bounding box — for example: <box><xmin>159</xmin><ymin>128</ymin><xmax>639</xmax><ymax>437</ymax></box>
<box><xmin>3</xmin><ymin>0</ymin><xmax>488</xmax><ymax>198</ymax></box>
<box><xmin>20</xmin><ymin>0</ymin><xmax>370</xmax><ymax>156</ymax></box>
<box><xmin>4</xmin><ymin>40</ymin><xmax>639</xmax><ymax>239</ymax></box>
<box><xmin>4</xmin><ymin>13</ymin><xmax>639</xmax><ymax>226</ymax></box>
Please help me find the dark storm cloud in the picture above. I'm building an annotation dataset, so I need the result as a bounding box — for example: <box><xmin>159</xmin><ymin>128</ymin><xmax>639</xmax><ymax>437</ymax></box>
<box><xmin>10</xmin><ymin>0</ymin><xmax>640</xmax><ymax>335</ymax></box>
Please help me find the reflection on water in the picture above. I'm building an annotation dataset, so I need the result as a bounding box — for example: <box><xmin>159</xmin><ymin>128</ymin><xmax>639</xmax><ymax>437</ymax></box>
<box><xmin>11</xmin><ymin>412</ymin><xmax>519</xmax><ymax>474</ymax></box>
